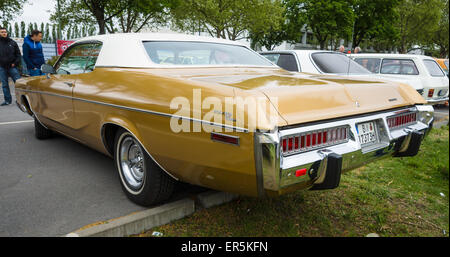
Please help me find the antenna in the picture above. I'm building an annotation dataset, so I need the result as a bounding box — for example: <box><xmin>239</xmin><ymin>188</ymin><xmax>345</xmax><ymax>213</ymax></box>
<box><xmin>347</xmin><ymin>52</ymin><xmax>351</xmax><ymax>76</ymax></box>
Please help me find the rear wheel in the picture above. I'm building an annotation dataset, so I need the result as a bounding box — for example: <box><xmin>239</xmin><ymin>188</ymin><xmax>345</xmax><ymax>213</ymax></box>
<box><xmin>34</xmin><ymin>116</ymin><xmax>52</xmax><ymax>139</ymax></box>
<box><xmin>114</xmin><ymin>129</ymin><xmax>175</xmax><ymax>206</ymax></box>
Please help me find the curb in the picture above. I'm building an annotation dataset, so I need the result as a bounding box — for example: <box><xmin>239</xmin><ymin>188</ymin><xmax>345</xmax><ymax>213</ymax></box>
<box><xmin>65</xmin><ymin>191</ymin><xmax>238</xmax><ymax>237</ymax></box>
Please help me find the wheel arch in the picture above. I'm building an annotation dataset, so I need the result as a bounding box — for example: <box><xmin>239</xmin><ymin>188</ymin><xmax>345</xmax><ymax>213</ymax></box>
<box><xmin>100</xmin><ymin>116</ymin><xmax>179</xmax><ymax>181</ymax></box>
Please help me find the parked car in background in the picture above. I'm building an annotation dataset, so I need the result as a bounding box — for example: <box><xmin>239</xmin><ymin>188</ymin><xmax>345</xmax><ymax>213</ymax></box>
<box><xmin>260</xmin><ymin>50</ymin><xmax>426</xmax><ymax>99</ymax></box>
<box><xmin>350</xmin><ymin>54</ymin><xmax>449</xmax><ymax>105</ymax></box>
<box><xmin>15</xmin><ymin>33</ymin><xmax>434</xmax><ymax>206</ymax></box>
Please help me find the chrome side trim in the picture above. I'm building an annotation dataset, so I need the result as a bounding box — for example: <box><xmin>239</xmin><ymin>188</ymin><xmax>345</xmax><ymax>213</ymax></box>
<box><xmin>100</xmin><ymin>122</ymin><xmax>179</xmax><ymax>181</ymax></box>
<box><xmin>14</xmin><ymin>88</ymin><xmax>249</xmax><ymax>133</ymax></box>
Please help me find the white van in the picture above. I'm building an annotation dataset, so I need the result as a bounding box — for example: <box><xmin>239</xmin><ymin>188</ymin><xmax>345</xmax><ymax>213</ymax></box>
<box><xmin>349</xmin><ymin>53</ymin><xmax>449</xmax><ymax>105</ymax></box>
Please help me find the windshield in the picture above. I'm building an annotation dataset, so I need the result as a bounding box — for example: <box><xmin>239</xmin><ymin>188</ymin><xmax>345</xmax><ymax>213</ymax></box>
<box><xmin>311</xmin><ymin>52</ymin><xmax>371</xmax><ymax>74</ymax></box>
<box><xmin>143</xmin><ymin>41</ymin><xmax>274</xmax><ymax>67</ymax></box>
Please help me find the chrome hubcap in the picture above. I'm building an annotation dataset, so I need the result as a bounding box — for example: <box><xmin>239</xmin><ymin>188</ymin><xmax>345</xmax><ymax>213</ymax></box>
<box><xmin>119</xmin><ymin>136</ymin><xmax>145</xmax><ymax>190</ymax></box>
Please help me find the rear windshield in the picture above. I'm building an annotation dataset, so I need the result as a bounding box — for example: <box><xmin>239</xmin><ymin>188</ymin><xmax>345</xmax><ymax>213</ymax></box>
<box><xmin>311</xmin><ymin>52</ymin><xmax>371</xmax><ymax>74</ymax></box>
<box><xmin>354</xmin><ymin>58</ymin><xmax>381</xmax><ymax>73</ymax></box>
<box><xmin>423</xmin><ymin>59</ymin><xmax>445</xmax><ymax>76</ymax></box>
<box><xmin>380</xmin><ymin>59</ymin><xmax>419</xmax><ymax>75</ymax></box>
<box><xmin>143</xmin><ymin>41</ymin><xmax>273</xmax><ymax>67</ymax></box>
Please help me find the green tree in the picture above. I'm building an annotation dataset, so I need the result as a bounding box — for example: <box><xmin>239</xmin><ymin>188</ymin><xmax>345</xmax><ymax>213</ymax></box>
<box><xmin>432</xmin><ymin>0</ymin><xmax>449</xmax><ymax>57</ymax></box>
<box><xmin>110</xmin><ymin>0</ymin><xmax>171</xmax><ymax>33</ymax></box>
<box><xmin>171</xmin><ymin>0</ymin><xmax>285</xmax><ymax>41</ymax></box>
<box><xmin>44</xmin><ymin>23</ymin><xmax>50</xmax><ymax>43</ymax></box>
<box><xmin>52</xmin><ymin>24</ymin><xmax>57</xmax><ymax>42</ymax></box>
<box><xmin>396</xmin><ymin>0</ymin><xmax>443</xmax><ymax>53</ymax></box>
<box><xmin>20</xmin><ymin>21</ymin><xmax>26</xmax><ymax>38</ymax></box>
<box><xmin>14</xmin><ymin>22</ymin><xmax>20</xmax><ymax>38</ymax></box>
<box><xmin>0</xmin><ymin>0</ymin><xmax>28</xmax><ymax>22</ymax></box>
<box><xmin>247</xmin><ymin>0</ymin><xmax>286</xmax><ymax>50</ymax></box>
<box><xmin>27</xmin><ymin>23</ymin><xmax>33</xmax><ymax>35</ymax></box>
<box><xmin>51</xmin><ymin>0</ymin><xmax>169</xmax><ymax>35</ymax></box>
<box><xmin>302</xmin><ymin>0</ymin><xmax>354</xmax><ymax>49</ymax></box>
<box><xmin>283</xmin><ymin>0</ymin><xmax>306</xmax><ymax>44</ymax></box>
<box><xmin>351</xmin><ymin>0</ymin><xmax>400</xmax><ymax>48</ymax></box>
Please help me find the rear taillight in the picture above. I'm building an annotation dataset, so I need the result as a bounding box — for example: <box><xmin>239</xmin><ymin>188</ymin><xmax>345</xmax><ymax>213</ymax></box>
<box><xmin>428</xmin><ymin>89</ymin><xmax>435</xmax><ymax>98</ymax></box>
<box><xmin>281</xmin><ymin>126</ymin><xmax>349</xmax><ymax>156</ymax></box>
<box><xmin>387</xmin><ymin>112</ymin><xmax>417</xmax><ymax>130</ymax></box>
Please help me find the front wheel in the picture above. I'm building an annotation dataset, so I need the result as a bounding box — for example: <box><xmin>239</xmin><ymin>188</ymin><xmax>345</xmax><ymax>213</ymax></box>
<box><xmin>34</xmin><ymin>116</ymin><xmax>52</xmax><ymax>139</ymax></box>
<box><xmin>114</xmin><ymin>129</ymin><xmax>175</xmax><ymax>206</ymax></box>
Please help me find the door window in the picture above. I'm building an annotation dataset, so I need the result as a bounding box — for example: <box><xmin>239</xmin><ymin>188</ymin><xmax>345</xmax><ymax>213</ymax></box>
<box><xmin>84</xmin><ymin>43</ymin><xmax>102</xmax><ymax>72</ymax></box>
<box><xmin>54</xmin><ymin>44</ymin><xmax>92</xmax><ymax>75</ymax></box>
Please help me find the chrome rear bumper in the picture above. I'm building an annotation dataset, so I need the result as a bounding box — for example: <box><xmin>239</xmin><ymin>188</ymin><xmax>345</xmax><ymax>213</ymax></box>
<box><xmin>254</xmin><ymin>105</ymin><xmax>434</xmax><ymax>197</ymax></box>
<box><xmin>427</xmin><ymin>97</ymin><xmax>448</xmax><ymax>105</ymax></box>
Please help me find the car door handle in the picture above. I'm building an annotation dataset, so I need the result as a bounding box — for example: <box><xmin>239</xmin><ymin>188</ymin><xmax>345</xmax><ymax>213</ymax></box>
<box><xmin>64</xmin><ymin>82</ymin><xmax>75</xmax><ymax>87</ymax></box>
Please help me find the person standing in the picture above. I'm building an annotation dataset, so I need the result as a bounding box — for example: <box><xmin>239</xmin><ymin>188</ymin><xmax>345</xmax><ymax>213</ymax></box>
<box><xmin>23</xmin><ymin>30</ymin><xmax>45</xmax><ymax>76</ymax></box>
<box><xmin>0</xmin><ymin>27</ymin><xmax>21</xmax><ymax>106</ymax></box>
<box><xmin>338</xmin><ymin>45</ymin><xmax>345</xmax><ymax>53</ymax></box>
<box><xmin>354</xmin><ymin>46</ymin><xmax>361</xmax><ymax>54</ymax></box>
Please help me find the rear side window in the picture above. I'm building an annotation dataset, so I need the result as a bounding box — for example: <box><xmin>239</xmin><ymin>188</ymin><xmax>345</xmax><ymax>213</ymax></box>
<box><xmin>311</xmin><ymin>52</ymin><xmax>371</xmax><ymax>74</ymax></box>
<box><xmin>277</xmin><ymin>54</ymin><xmax>299</xmax><ymax>72</ymax></box>
<box><xmin>261</xmin><ymin>53</ymin><xmax>281</xmax><ymax>64</ymax></box>
<box><xmin>381</xmin><ymin>59</ymin><xmax>419</xmax><ymax>75</ymax></box>
<box><xmin>261</xmin><ymin>53</ymin><xmax>299</xmax><ymax>72</ymax></box>
<box><xmin>143</xmin><ymin>41</ymin><xmax>273</xmax><ymax>66</ymax></box>
<box><xmin>354</xmin><ymin>58</ymin><xmax>381</xmax><ymax>73</ymax></box>
<box><xmin>423</xmin><ymin>59</ymin><xmax>445</xmax><ymax>77</ymax></box>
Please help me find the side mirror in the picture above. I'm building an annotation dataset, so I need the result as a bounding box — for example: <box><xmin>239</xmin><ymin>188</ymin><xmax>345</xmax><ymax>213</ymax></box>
<box><xmin>41</xmin><ymin>64</ymin><xmax>56</xmax><ymax>74</ymax></box>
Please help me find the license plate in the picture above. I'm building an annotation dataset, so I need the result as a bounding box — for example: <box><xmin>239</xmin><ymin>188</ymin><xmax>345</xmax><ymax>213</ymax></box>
<box><xmin>357</xmin><ymin>122</ymin><xmax>378</xmax><ymax>145</ymax></box>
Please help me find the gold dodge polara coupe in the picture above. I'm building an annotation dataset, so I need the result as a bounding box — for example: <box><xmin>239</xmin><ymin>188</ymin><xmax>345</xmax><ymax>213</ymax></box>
<box><xmin>15</xmin><ymin>33</ymin><xmax>434</xmax><ymax>206</ymax></box>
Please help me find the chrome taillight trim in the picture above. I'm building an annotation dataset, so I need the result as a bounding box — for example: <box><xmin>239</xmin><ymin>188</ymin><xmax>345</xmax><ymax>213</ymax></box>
<box><xmin>386</xmin><ymin>111</ymin><xmax>418</xmax><ymax>130</ymax></box>
<box><xmin>281</xmin><ymin>126</ymin><xmax>350</xmax><ymax>156</ymax></box>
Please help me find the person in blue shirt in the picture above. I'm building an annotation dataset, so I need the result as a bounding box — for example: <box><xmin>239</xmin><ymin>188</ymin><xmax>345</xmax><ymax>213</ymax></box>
<box><xmin>23</xmin><ymin>30</ymin><xmax>45</xmax><ymax>76</ymax></box>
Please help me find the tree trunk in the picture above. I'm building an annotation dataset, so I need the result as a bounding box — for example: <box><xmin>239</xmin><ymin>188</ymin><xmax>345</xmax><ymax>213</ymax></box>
<box><xmin>97</xmin><ymin>19</ymin><xmax>106</xmax><ymax>35</ymax></box>
<box><xmin>320</xmin><ymin>40</ymin><xmax>326</xmax><ymax>50</ymax></box>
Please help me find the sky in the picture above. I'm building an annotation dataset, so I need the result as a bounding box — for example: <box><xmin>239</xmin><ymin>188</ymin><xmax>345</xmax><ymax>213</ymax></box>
<box><xmin>12</xmin><ymin>0</ymin><xmax>54</xmax><ymax>24</ymax></box>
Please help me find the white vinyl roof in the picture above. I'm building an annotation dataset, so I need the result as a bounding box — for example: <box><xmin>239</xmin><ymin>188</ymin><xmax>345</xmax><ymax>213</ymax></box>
<box><xmin>74</xmin><ymin>33</ymin><xmax>252</xmax><ymax>68</ymax></box>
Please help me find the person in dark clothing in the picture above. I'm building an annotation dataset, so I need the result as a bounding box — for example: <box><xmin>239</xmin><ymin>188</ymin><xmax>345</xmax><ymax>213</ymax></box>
<box><xmin>23</xmin><ymin>30</ymin><xmax>45</xmax><ymax>76</ymax></box>
<box><xmin>0</xmin><ymin>27</ymin><xmax>21</xmax><ymax>106</ymax></box>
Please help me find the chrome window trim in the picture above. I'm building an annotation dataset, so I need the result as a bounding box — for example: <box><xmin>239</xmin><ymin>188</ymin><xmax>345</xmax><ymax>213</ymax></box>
<box><xmin>14</xmin><ymin>88</ymin><xmax>249</xmax><ymax>133</ymax></box>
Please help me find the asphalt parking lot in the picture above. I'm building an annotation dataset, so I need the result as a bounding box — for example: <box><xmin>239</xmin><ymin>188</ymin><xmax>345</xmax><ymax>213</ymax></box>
<box><xmin>0</xmin><ymin>82</ymin><xmax>448</xmax><ymax>236</ymax></box>
<box><xmin>0</xmin><ymin>83</ymin><xmax>208</xmax><ymax>237</ymax></box>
